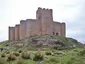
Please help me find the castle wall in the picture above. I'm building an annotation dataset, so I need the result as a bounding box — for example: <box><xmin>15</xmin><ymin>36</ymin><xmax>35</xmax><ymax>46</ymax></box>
<box><xmin>9</xmin><ymin>27</ymin><xmax>15</xmax><ymax>41</ymax></box>
<box><xmin>61</xmin><ymin>23</ymin><xmax>66</xmax><ymax>37</ymax></box>
<box><xmin>54</xmin><ymin>22</ymin><xmax>62</xmax><ymax>36</ymax></box>
<box><xmin>15</xmin><ymin>25</ymin><xmax>20</xmax><ymax>40</ymax></box>
<box><xmin>26</xmin><ymin>19</ymin><xmax>40</xmax><ymax>37</ymax></box>
<box><xmin>20</xmin><ymin>20</ymin><xmax>26</xmax><ymax>39</ymax></box>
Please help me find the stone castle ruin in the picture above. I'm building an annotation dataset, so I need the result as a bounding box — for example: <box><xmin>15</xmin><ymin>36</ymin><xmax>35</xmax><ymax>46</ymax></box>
<box><xmin>9</xmin><ymin>7</ymin><xmax>66</xmax><ymax>41</ymax></box>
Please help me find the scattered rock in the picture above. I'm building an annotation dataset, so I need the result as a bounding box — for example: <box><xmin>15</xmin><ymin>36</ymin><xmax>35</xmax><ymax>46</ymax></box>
<box><xmin>54</xmin><ymin>51</ymin><xmax>64</xmax><ymax>55</ymax></box>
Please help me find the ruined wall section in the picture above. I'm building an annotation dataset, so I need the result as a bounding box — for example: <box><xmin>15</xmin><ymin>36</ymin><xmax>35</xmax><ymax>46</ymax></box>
<box><xmin>9</xmin><ymin>27</ymin><xmax>15</xmax><ymax>41</ymax></box>
<box><xmin>36</xmin><ymin>7</ymin><xmax>54</xmax><ymax>35</ymax></box>
<box><xmin>20</xmin><ymin>20</ymin><xmax>26</xmax><ymax>39</ymax></box>
<box><xmin>15</xmin><ymin>24</ymin><xmax>20</xmax><ymax>40</ymax></box>
<box><xmin>26</xmin><ymin>19</ymin><xmax>39</xmax><ymax>37</ymax></box>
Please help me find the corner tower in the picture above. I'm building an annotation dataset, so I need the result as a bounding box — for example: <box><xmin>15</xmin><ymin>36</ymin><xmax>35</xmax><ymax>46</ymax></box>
<box><xmin>36</xmin><ymin>7</ymin><xmax>54</xmax><ymax>35</ymax></box>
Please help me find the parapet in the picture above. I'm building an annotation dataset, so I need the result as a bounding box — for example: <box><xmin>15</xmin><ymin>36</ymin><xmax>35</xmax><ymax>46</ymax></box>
<box><xmin>9</xmin><ymin>26</ymin><xmax>15</xmax><ymax>29</ymax></box>
<box><xmin>15</xmin><ymin>24</ymin><xmax>20</xmax><ymax>27</ymax></box>
<box><xmin>20</xmin><ymin>20</ymin><xmax>26</xmax><ymax>23</ymax></box>
<box><xmin>26</xmin><ymin>19</ymin><xmax>36</xmax><ymax>21</ymax></box>
<box><xmin>62</xmin><ymin>22</ymin><xmax>65</xmax><ymax>24</ymax></box>
<box><xmin>54</xmin><ymin>21</ymin><xmax>61</xmax><ymax>24</ymax></box>
<box><xmin>37</xmin><ymin>7</ymin><xmax>53</xmax><ymax>12</ymax></box>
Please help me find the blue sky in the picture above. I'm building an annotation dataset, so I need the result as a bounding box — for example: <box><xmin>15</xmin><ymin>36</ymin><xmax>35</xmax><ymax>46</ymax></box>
<box><xmin>0</xmin><ymin>0</ymin><xmax>85</xmax><ymax>43</ymax></box>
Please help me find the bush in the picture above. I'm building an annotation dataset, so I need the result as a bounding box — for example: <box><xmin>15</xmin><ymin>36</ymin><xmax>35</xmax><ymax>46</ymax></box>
<box><xmin>18</xmin><ymin>50</ymin><xmax>22</xmax><ymax>53</ymax></box>
<box><xmin>0</xmin><ymin>58</ymin><xmax>6</xmax><ymax>64</ymax></box>
<box><xmin>49</xmin><ymin>57</ymin><xmax>59</xmax><ymax>63</ymax></box>
<box><xmin>78</xmin><ymin>50</ymin><xmax>85</xmax><ymax>56</ymax></box>
<box><xmin>7</xmin><ymin>53</ymin><xmax>16</xmax><ymax>61</ymax></box>
<box><xmin>45</xmin><ymin>51</ymin><xmax>52</xmax><ymax>55</ymax></box>
<box><xmin>21</xmin><ymin>51</ymin><xmax>30</xmax><ymax>59</ymax></box>
<box><xmin>66</xmin><ymin>60</ymin><xmax>73</xmax><ymax>64</ymax></box>
<box><xmin>6</xmin><ymin>51</ymin><xmax>10</xmax><ymax>54</ymax></box>
<box><xmin>74</xmin><ymin>49</ymin><xmax>79</xmax><ymax>52</ymax></box>
<box><xmin>33</xmin><ymin>51</ymin><xmax>43</xmax><ymax>61</ymax></box>
<box><xmin>1</xmin><ymin>53</ymin><xmax>6</xmax><ymax>57</ymax></box>
<box><xmin>17</xmin><ymin>58</ymin><xmax>24</xmax><ymax>64</ymax></box>
<box><xmin>13</xmin><ymin>52</ymin><xmax>20</xmax><ymax>56</ymax></box>
<box><xmin>71</xmin><ymin>57</ymin><xmax>76</xmax><ymax>60</ymax></box>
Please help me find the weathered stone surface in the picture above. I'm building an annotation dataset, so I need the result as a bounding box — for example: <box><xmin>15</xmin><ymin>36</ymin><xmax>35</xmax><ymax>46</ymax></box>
<box><xmin>9</xmin><ymin>7</ymin><xmax>66</xmax><ymax>41</ymax></box>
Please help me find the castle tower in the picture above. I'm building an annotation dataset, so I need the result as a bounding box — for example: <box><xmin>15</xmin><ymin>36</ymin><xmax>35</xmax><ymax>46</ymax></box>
<box><xmin>9</xmin><ymin>27</ymin><xmax>15</xmax><ymax>41</ymax></box>
<box><xmin>20</xmin><ymin>20</ymin><xmax>26</xmax><ymax>39</ymax></box>
<box><xmin>53</xmin><ymin>22</ymin><xmax>62</xmax><ymax>36</ymax></box>
<box><xmin>15</xmin><ymin>24</ymin><xmax>20</xmax><ymax>40</ymax></box>
<box><xmin>26</xmin><ymin>19</ymin><xmax>39</xmax><ymax>37</ymax></box>
<box><xmin>36</xmin><ymin>8</ymin><xmax>42</xmax><ymax>35</ymax></box>
<box><xmin>36</xmin><ymin>7</ymin><xmax>54</xmax><ymax>35</ymax></box>
<box><xmin>61</xmin><ymin>23</ymin><xmax>66</xmax><ymax>37</ymax></box>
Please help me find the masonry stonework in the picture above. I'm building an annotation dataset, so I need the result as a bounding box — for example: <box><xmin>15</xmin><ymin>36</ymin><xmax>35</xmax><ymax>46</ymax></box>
<box><xmin>15</xmin><ymin>25</ymin><xmax>20</xmax><ymax>40</ymax></box>
<box><xmin>20</xmin><ymin>20</ymin><xmax>26</xmax><ymax>39</ymax></box>
<box><xmin>9</xmin><ymin>27</ymin><xmax>15</xmax><ymax>41</ymax></box>
<box><xmin>8</xmin><ymin>7</ymin><xmax>66</xmax><ymax>41</ymax></box>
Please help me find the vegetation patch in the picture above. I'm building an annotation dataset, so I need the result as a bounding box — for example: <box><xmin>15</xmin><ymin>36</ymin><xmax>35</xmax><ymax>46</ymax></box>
<box><xmin>33</xmin><ymin>51</ymin><xmax>43</xmax><ymax>61</ymax></box>
<box><xmin>21</xmin><ymin>51</ymin><xmax>30</xmax><ymax>59</ymax></box>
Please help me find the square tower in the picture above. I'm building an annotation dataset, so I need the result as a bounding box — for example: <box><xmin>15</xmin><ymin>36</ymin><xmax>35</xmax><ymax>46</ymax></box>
<box><xmin>36</xmin><ymin>7</ymin><xmax>54</xmax><ymax>35</ymax></box>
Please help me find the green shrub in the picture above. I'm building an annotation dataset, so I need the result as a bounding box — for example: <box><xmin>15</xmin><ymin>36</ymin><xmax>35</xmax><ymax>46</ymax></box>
<box><xmin>1</xmin><ymin>53</ymin><xmax>6</xmax><ymax>57</ymax></box>
<box><xmin>21</xmin><ymin>51</ymin><xmax>30</xmax><ymax>59</ymax></box>
<box><xmin>45</xmin><ymin>51</ymin><xmax>52</xmax><ymax>55</ymax></box>
<box><xmin>74</xmin><ymin>49</ymin><xmax>79</xmax><ymax>52</ymax></box>
<box><xmin>78</xmin><ymin>50</ymin><xmax>85</xmax><ymax>56</ymax></box>
<box><xmin>13</xmin><ymin>52</ymin><xmax>20</xmax><ymax>56</ymax></box>
<box><xmin>17</xmin><ymin>58</ymin><xmax>24</xmax><ymax>64</ymax></box>
<box><xmin>18</xmin><ymin>50</ymin><xmax>22</xmax><ymax>53</ymax></box>
<box><xmin>66</xmin><ymin>60</ymin><xmax>73</xmax><ymax>64</ymax></box>
<box><xmin>7</xmin><ymin>53</ymin><xmax>16</xmax><ymax>61</ymax></box>
<box><xmin>6</xmin><ymin>51</ymin><xmax>10</xmax><ymax>54</ymax></box>
<box><xmin>71</xmin><ymin>57</ymin><xmax>76</xmax><ymax>60</ymax></box>
<box><xmin>33</xmin><ymin>51</ymin><xmax>43</xmax><ymax>61</ymax></box>
<box><xmin>0</xmin><ymin>58</ymin><xmax>6</xmax><ymax>64</ymax></box>
<box><xmin>49</xmin><ymin>57</ymin><xmax>59</xmax><ymax>63</ymax></box>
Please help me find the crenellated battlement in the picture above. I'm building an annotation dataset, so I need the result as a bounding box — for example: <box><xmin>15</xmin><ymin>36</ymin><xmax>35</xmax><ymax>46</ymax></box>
<box><xmin>15</xmin><ymin>24</ymin><xmax>20</xmax><ymax>26</ymax></box>
<box><xmin>38</xmin><ymin>7</ymin><xmax>52</xmax><ymax>10</ymax></box>
<box><xmin>20</xmin><ymin>20</ymin><xmax>26</xmax><ymax>23</ymax></box>
<box><xmin>37</xmin><ymin>7</ymin><xmax>53</xmax><ymax>13</ymax></box>
<box><xmin>26</xmin><ymin>19</ymin><xmax>36</xmax><ymax>21</ymax></box>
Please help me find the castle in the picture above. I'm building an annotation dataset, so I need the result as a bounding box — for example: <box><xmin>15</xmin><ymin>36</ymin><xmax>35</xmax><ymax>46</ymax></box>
<box><xmin>9</xmin><ymin>7</ymin><xmax>66</xmax><ymax>41</ymax></box>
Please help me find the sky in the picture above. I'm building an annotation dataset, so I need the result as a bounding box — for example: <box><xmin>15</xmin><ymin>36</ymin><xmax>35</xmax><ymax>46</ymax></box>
<box><xmin>0</xmin><ymin>0</ymin><xmax>85</xmax><ymax>43</ymax></box>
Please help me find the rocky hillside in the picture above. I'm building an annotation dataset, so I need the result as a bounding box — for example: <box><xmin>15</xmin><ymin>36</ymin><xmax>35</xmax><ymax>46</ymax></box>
<box><xmin>5</xmin><ymin>35</ymin><xmax>82</xmax><ymax>49</ymax></box>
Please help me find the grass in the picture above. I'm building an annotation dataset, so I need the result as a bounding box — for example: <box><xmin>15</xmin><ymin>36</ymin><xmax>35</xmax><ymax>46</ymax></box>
<box><xmin>0</xmin><ymin>35</ymin><xmax>83</xmax><ymax>64</ymax></box>
<box><xmin>0</xmin><ymin>46</ymin><xmax>84</xmax><ymax>64</ymax></box>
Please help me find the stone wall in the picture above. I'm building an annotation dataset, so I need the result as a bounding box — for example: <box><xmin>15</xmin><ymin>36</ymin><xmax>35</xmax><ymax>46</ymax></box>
<box><xmin>61</xmin><ymin>23</ymin><xmax>66</xmax><ymax>37</ymax></box>
<box><xmin>9</xmin><ymin>27</ymin><xmax>15</xmax><ymax>41</ymax></box>
<box><xmin>53</xmin><ymin>22</ymin><xmax>62</xmax><ymax>36</ymax></box>
<box><xmin>20</xmin><ymin>20</ymin><xmax>26</xmax><ymax>39</ymax></box>
<box><xmin>8</xmin><ymin>7</ymin><xmax>66</xmax><ymax>41</ymax></box>
<box><xmin>15</xmin><ymin>24</ymin><xmax>20</xmax><ymax>40</ymax></box>
<box><xmin>26</xmin><ymin>19</ymin><xmax>40</xmax><ymax>37</ymax></box>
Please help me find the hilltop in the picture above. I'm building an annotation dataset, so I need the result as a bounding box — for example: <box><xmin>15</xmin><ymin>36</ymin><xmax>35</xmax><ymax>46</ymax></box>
<box><xmin>0</xmin><ymin>35</ymin><xmax>82</xmax><ymax>50</ymax></box>
<box><xmin>0</xmin><ymin>35</ymin><xmax>84</xmax><ymax>64</ymax></box>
